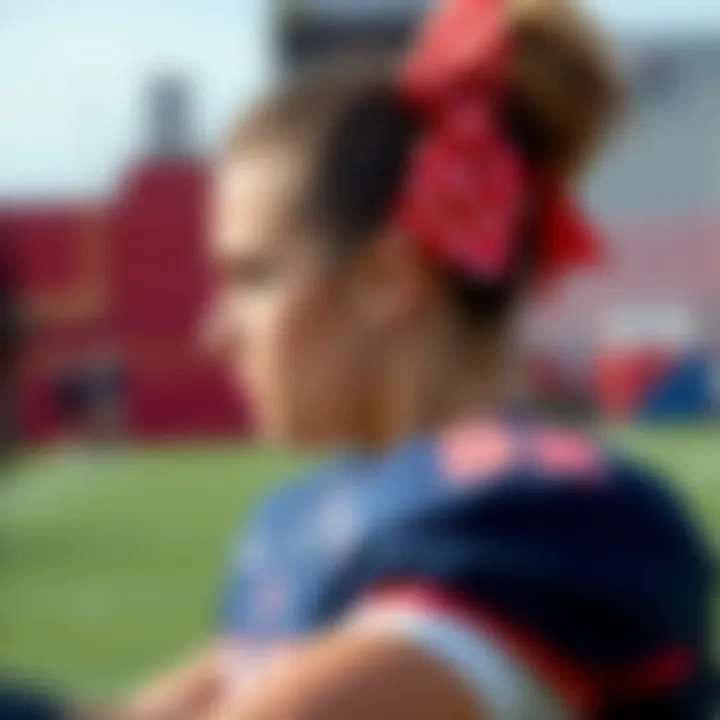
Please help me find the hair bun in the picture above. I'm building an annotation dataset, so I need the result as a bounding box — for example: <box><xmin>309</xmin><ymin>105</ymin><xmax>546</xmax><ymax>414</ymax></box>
<box><xmin>506</xmin><ymin>0</ymin><xmax>623</xmax><ymax>181</ymax></box>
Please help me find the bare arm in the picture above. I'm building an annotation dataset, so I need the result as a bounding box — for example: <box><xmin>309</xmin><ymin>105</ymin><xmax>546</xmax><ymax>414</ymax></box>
<box><xmin>207</xmin><ymin>630</ymin><xmax>483</xmax><ymax>720</ymax></box>
<box><xmin>76</xmin><ymin>644</ymin><xmax>224</xmax><ymax>720</ymax></box>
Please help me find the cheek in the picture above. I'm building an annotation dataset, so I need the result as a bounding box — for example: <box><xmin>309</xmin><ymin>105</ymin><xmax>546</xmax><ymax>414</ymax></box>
<box><xmin>234</xmin><ymin>285</ymin><xmax>318</xmax><ymax>400</ymax></box>
<box><xmin>274</xmin><ymin>289</ymin><xmax>343</xmax><ymax>390</ymax></box>
<box><xmin>237</xmin><ymin>293</ymin><xmax>295</xmax><ymax>388</ymax></box>
<box><xmin>260</xmin><ymin>286</ymin><xmax>360</xmax><ymax>438</ymax></box>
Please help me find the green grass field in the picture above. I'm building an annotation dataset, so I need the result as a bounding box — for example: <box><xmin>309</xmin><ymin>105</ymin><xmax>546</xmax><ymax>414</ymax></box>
<box><xmin>0</xmin><ymin>426</ymin><xmax>718</xmax><ymax>701</ymax></box>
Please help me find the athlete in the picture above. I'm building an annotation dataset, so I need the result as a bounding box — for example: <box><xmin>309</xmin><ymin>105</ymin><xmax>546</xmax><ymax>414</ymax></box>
<box><xmin>108</xmin><ymin>0</ymin><xmax>715</xmax><ymax>718</ymax></box>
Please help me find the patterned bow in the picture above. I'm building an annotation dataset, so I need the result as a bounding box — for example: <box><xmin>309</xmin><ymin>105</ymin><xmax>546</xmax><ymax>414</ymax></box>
<box><xmin>395</xmin><ymin>0</ymin><xmax>600</xmax><ymax>284</ymax></box>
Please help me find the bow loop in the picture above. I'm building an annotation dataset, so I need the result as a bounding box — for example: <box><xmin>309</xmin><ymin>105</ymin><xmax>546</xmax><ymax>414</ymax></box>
<box><xmin>395</xmin><ymin>0</ymin><xmax>601</xmax><ymax>285</ymax></box>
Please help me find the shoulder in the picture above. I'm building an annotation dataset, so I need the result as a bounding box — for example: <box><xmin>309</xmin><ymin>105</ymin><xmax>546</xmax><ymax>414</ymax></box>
<box><xmin>352</xmin><ymin>419</ymin><xmax>703</xmax><ymax>596</ymax></box>
<box><xmin>362</xmin><ymin>419</ymin><xmax>637</xmax><ymax>516</ymax></box>
<box><xmin>434</xmin><ymin>418</ymin><xmax>632</xmax><ymax>487</ymax></box>
<box><xmin>219</xmin><ymin>453</ymin><xmax>361</xmax><ymax>625</ymax></box>
<box><xmin>235</xmin><ymin>453</ymin><xmax>360</xmax><ymax>541</ymax></box>
<box><xmin>346</xmin><ymin>424</ymin><xmax>710</xmax><ymax>710</ymax></box>
<box><xmin>385</xmin><ymin>417</ymin><xmax>689</xmax><ymax>512</ymax></box>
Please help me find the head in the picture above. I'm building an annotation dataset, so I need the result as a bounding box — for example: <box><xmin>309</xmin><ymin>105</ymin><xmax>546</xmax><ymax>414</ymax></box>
<box><xmin>208</xmin><ymin>0</ymin><xmax>621</xmax><ymax>450</ymax></box>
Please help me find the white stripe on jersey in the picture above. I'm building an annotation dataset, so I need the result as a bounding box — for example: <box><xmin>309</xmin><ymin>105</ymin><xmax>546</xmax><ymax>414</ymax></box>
<box><xmin>350</xmin><ymin>604</ymin><xmax>571</xmax><ymax>720</ymax></box>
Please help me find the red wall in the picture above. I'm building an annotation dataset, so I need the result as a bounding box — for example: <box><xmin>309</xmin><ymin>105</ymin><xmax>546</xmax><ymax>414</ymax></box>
<box><xmin>4</xmin><ymin>158</ymin><xmax>246</xmax><ymax>443</ymax></box>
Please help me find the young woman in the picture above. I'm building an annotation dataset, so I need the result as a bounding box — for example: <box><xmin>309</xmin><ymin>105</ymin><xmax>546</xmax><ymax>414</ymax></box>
<box><xmin>115</xmin><ymin>0</ymin><xmax>715</xmax><ymax>718</ymax></box>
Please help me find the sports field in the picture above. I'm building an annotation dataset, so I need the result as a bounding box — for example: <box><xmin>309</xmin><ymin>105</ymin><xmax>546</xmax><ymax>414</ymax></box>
<box><xmin>0</xmin><ymin>425</ymin><xmax>718</xmax><ymax>701</ymax></box>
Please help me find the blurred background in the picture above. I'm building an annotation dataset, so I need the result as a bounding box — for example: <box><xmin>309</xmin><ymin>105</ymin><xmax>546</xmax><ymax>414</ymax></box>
<box><xmin>0</xmin><ymin>0</ymin><xmax>718</xmax><ymax>702</ymax></box>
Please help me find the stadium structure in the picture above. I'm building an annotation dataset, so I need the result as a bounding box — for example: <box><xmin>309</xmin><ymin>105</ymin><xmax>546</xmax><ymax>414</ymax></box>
<box><xmin>1</xmin><ymin>78</ymin><xmax>244</xmax><ymax>443</ymax></box>
<box><xmin>2</xmin><ymin>1</ymin><xmax>718</xmax><ymax>443</ymax></box>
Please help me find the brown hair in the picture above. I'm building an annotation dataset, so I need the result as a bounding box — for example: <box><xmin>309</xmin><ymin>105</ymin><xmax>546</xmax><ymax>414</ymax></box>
<box><xmin>225</xmin><ymin>0</ymin><xmax>622</xmax><ymax>322</ymax></box>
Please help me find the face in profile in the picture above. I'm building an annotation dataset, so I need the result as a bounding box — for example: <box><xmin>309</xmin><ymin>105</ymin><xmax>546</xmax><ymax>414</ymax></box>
<box><xmin>208</xmin><ymin>142</ymin><xmax>386</xmax><ymax>447</ymax></box>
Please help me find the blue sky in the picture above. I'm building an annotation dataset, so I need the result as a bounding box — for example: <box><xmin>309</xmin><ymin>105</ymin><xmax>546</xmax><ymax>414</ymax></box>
<box><xmin>0</xmin><ymin>0</ymin><xmax>717</xmax><ymax>199</ymax></box>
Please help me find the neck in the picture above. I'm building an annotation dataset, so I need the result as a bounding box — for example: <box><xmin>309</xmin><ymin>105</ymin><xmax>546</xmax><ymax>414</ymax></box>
<box><xmin>358</xmin><ymin>315</ymin><xmax>518</xmax><ymax>452</ymax></box>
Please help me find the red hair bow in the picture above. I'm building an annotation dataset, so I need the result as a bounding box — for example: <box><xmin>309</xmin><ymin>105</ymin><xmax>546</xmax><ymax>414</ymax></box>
<box><xmin>396</xmin><ymin>0</ymin><xmax>601</xmax><ymax>285</ymax></box>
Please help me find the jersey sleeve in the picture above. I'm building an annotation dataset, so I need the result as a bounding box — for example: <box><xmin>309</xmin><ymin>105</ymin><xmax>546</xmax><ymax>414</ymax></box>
<box><xmin>216</xmin><ymin>491</ymin><xmax>279</xmax><ymax>634</ymax></box>
<box><xmin>344</xmin><ymin>454</ymin><xmax>711</xmax><ymax>716</ymax></box>
<box><xmin>217</xmin><ymin>455</ymin><xmax>357</xmax><ymax>635</ymax></box>
<box><xmin>351</xmin><ymin>598</ymin><xmax>570</xmax><ymax>719</ymax></box>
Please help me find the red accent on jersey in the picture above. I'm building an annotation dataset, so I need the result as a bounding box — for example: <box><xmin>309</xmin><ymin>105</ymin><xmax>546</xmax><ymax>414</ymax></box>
<box><xmin>534</xmin><ymin>429</ymin><xmax>602</xmax><ymax>481</ymax></box>
<box><xmin>364</xmin><ymin>583</ymin><xmax>695</xmax><ymax>712</ymax></box>
<box><xmin>439</xmin><ymin>421</ymin><xmax>516</xmax><ymax>485</ymax></box>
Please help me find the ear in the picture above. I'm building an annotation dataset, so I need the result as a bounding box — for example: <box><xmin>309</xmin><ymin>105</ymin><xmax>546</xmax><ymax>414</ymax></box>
<box><xmin>351</xmin><ymin>229</ymin><xmax>436</xmax><ymax>334</ymax></box>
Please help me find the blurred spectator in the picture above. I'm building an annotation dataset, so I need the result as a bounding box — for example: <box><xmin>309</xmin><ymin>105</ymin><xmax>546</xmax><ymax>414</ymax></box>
<box><xmin>82</xmin><ymin>343</ymin><xmax>127</xmax><ymax>446</ymax></box>
<box><xmin>0</xmin><ymin>230</ymin><xmax>21</xmax><ymax>466</ymax></box>
<box><xmin>53</xmin><ymin>343</ymin><xmax>127</xmax><ymax>451</ymax></box>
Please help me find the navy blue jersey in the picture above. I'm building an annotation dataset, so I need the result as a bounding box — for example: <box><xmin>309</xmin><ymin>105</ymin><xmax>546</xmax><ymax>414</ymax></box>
<box><xmin>220</xmin><ymin>420</ymin><xmax>715</xmax><ymax>717</ymax></box>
